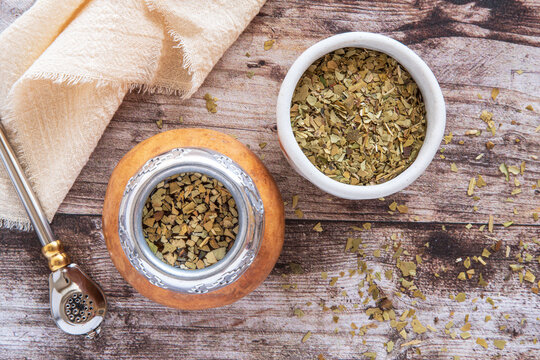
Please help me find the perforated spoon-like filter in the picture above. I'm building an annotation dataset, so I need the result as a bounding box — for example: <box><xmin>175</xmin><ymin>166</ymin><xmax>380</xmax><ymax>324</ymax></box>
<box><xmin>48</xmin><ymin>263</ymin><xmax>107</xmax><ymax>337</ymax></box>
<box><xmin>64</xmin><ymin>292</ymin><xmax>93</xmax><ymax>324</ymax></box>
<box><xmin>0</xmin><ymin>123</ymin><xmax>107</xmax><ymax>337</ymax></box>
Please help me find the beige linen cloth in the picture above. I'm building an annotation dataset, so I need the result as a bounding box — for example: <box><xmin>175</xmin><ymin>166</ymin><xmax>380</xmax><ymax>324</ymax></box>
<box><xmin>0</xmin><ymin>0</ymin><xmax>265</xmax><ymax>229</ymax></box>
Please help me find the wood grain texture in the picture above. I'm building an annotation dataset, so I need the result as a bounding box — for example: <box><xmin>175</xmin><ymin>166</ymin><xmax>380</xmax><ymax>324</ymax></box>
<box><xmin>55</xmin><ymin>4</ymin><xmax>540</xmax><ymax>225</ymax></box>
<box><xmin>1</xmin><ymin>0</ymin><xmax>539</xmax><ymax>359</ymax></box>
<box><xmin>0</xmin><ymin>216</ymin><xmax>538</xmax><ymax>359</ymax></box>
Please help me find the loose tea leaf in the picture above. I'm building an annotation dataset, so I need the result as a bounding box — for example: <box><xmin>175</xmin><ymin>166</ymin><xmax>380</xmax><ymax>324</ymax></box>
<box><xmin>401</xmin><ymin>339</ymin><xmax>422</xmax><ymax>347</ymax></box>
<box><xmin>493</xmin><ymin>339</ymin><xmax>506</xmax><ymax>350</ymax></box>
<box><xmin>142</xmin><ymin>172</ymin><xmax>238</xmax><ymax>270</ymax></box>
<box><xmin>444</xmin><ymin>132</ymin><xmax>453</xmax><ymax>144</ymax></box>
<box><xmin>264</xmin><ymin>39</ymin><xmax>275</xmax><ymax>51</ymax></box>
<box><xmin>467</xmin><ymin>177</ymin><xmax>476</xmax><ymax>196</ymax></box>
<box><xmin>397</xmin><ymin>205</ymin><xmax>408</xmax><ymax>214</ymax></box>
<box><xmin>411</xmin><ymin>318</ymin><xmax>427</xmax><ymax>334</ymax></box>
<box><xmin>204</xmin><ymin>93</ymin><xmax>218</xmax><ymax>113</ymax></box>
<box><xmin>499</xmin><ymin>163</ymin><xmax>509</xmax><ymax>181</ymax></box>
<box><xmin>508</xmin><ymin>165</ymin><xmax>520</xmax><ymax>175</ymax></box>
<box><xmin>290</xmin><ymin>262</ymin><xmax>305</xmax><ymax>274</ymax></box>
<box><xmin>524</xmin><ymin>270</ymin><xmax>535</xmax><ymax>283</ymax></box>
<box><xmin>491</xmin><ymin>88</ymin><xmax>499</xmax><ymax>100</ymax></box>
<box><xmin>477</xmin><ymin>175</ymin><xmax>487</xmax><ymax>187</ymax></box>
<box><xmin>480</xmin><ymin>110</ymin><xmax>497</xmax><ymax>135</ymax></box>
<box><xmin>290</xmin><ymin>48</ymin><xmax>427</xmax><ymax>185</ymax></box>
<box><xmin>502</xmin><ymin>221</ymin><xmax>513</xmax><ymax>227</ymax></box>
<box><xmin>292</xmin><ymin>195</ymin><xmax>299</xmax><ymax>209</ymax></box>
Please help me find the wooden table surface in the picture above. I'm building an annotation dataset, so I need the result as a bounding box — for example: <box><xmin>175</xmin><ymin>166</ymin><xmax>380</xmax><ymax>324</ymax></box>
<box><xmin>1</xmin><ymin>1</ymin><xmax>539</xmax><ymax>359</ymax></box>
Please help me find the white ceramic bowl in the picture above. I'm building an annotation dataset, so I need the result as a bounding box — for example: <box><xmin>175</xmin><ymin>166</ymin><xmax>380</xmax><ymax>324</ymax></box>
<box><xmin>276</xmin><ymin>32</ymin><xmax>446</xmax><ymax>199</ymax></box>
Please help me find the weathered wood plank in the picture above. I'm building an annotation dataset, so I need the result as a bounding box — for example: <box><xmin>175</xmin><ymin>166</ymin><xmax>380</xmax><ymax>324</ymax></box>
<box><xmin>0</xmin><ymin>0</ymin><xmax>34</xmax><ymax>32</ymax></box>
<box><xmin>1</xmin><ymin>1</ymin><xmax>539</xmax><ymax>360</ymax></box>
<box><xmin>0</xmin><ymin>216</ymin><xmax>538</xmax><ymax>359</ymax></box>
<box><xmin>2</xmin><ymin>1</ymin><xmax>539</xmax><ymax>225</ymax></box>
<box><xmin>59</xmin><ymin>35</ymin><xmax>540</xmax><ymax>225</ymax></box>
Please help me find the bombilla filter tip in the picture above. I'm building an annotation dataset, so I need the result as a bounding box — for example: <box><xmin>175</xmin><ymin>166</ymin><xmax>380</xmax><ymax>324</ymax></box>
<box><xmin>49</xmin><ymin>264</ymin><xmax>107</xmax><ymax>337</ymax></box>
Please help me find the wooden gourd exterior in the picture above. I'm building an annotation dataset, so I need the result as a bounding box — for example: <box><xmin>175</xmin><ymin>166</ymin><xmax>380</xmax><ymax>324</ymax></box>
<box><xmin>102</xmin><ymin>128</ymin><xmax>285</xmax><ymax>309</ymax></box>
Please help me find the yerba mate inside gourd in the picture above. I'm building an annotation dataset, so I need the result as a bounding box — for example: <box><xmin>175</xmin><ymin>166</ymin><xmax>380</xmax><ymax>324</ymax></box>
<box><xmin>290</xmin><ymin>47</ymin><xmax>427</xmax><ymax>185</ymax></box>
<box><xmin>142</xmin><ymin>172</ymin><xmax>238</xmax><ymax>270</ymax></box>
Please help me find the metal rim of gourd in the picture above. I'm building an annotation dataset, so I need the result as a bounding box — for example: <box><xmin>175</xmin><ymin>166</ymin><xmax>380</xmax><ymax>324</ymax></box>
<box><xmin>118</xmin><ymin>147</ymin><xmax>265</xmax><ymax>294</ymax></box>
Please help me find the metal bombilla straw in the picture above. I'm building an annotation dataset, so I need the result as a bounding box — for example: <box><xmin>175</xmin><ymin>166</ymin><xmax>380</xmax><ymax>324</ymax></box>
<box><xmin>0</xmin><ymin>122</ymin><xmax>107</xmax><ymax>338</ymax></box>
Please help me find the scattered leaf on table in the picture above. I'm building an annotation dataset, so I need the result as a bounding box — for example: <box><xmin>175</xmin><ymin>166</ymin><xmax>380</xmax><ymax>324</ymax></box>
<box><xmin>444</xmin><ymin>132</ymin><xmax>453</xmax><ymax>144</ymax></box>
<box><xmin>264</xmin><ymin>39</ymin><xmax>275</xmax><ymax>50</ymax></box>
<box><xmin>524</xmin><ymin>270</ymin><xmax>536</xmax><ymax>283</ymax></box>
<box><xmin>398</xmin><ymin>261</ymin><xmax>417</xmax><ymax>276</ymax></box>
<box><xmin>467</xmin><ymin>177</ymin><xmax>476</xmax><ymax>196</ymax></box>
<box><xmin>477</xmin><ymin>175</ymin><xmax>487</xmax><ymax>187</ymax></box>
<box><xmin>499</xmin><ymin>163</ymin><xmax>509</xmax><ymax>181</ymax></box>
<box><xmin>204</xmin><ymin>93</ymin><xmax>218</xmax><ymax>113</ymax></box>
<box><xmin>292</xmin><ymin>195</ymin><xmax>299</xmax><ymax>209</ymax></box>
<box><xmin>401</xmin><ymin>339</ymin><xmax>422</xmax><ymax>347</ymax></box>
<box><xmin>289</xmin><ymin>262</ymin><xmax>304</xmax><ymax>274</ymax></box>
<box><xmin>411</xmin><ymin>319</ymin><xmax>427</xmax><ymax>334</ymax></box>
<box><xmin>493</xmin><ymin>339</ymin><xmax>506</xmax><ymax>350</ymax></box>
<box><xmin>491</xmin><ymin>87</ymin><xmax>499</xmax><ymax>100</ymax></box>
<box><xmin>397</xmin><ymin>205</ymin><xmax>408</xmax><ymax>214</ymax></box>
